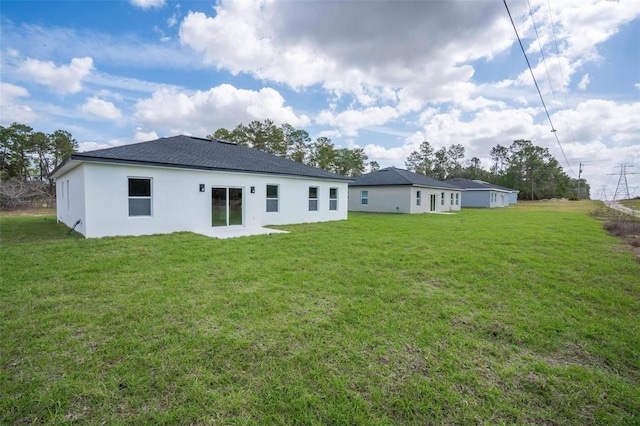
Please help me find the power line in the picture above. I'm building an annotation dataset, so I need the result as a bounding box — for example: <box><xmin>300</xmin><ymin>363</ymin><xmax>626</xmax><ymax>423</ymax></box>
<box><xmin>503</xmin><ymin>0</ymin><xmax>575</xmax><ymax>177</ymax></box>
<box><xmin>527</xmin><ymin>0</ymin><xmax>560</xmax><ymax>112</ymax></box>
<box><xmin>546</xmin><ymin>0</ymin><xmax>579</xmax><ymax>157</ymax></box>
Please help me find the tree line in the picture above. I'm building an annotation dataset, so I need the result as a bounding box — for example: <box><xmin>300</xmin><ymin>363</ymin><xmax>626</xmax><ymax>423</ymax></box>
<box><xmin>1</xmin><ymin>123</ymin><xmax>78</xmax><ymax>183</ymax></box>
<box><xmin>0</xmin><ymin>119</ymin><xmax>588</xmax><ymax>202</ymax></box>
<box><xmin>208</xmin><ymin>120</ymin><xmax>368</xmax><ymax>178</ymax></box>
<box><xmin>404</xmin><ymin>139</ymin><xmax>589</xmax><ymax>200</ymax></box>
<box><xmin>211</xmin><ymin>119</ymin><xmax>589</xmax><ymax>200</ymax></box>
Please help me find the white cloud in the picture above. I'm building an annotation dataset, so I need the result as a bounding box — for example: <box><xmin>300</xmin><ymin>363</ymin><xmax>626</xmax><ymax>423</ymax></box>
<box><xmin>80</xmin><ymin>97</ymin><xmax>122</xmax><ymax>120</ymax></box>
<box><xmin>0</xmin><ymin>83</ymin><xmax>35</xmax><ymax>125</ymax></box>
<box><xmin>178</xmin><ymin>0</ymin><xmax>512</xmax><ymax>107</ymax></box>
<box><xmin>553</xmin><ymin>99</ymin><xmax>640</xmax><ymax>147</ymax></box>
<box><xmin>77</xmin><ymin>139</ymin><xmax>126</xmax><ymax>153</ymax></box>
<box><xmin>577</xmin><ymin>73</ymin><xmax>591</xmax><ymax>90</ymax></box>
<box><xmin>546</xmin><ymin>0</ymin><xmax>640</xmax><ymax>60</ymax></box>
<box><xmin>133</xmin><ymin>84</ymin><xmax>311</xmax><ymax>136</ymax></box>
<box><xmin>316</xmin><ymin>106</ymin><xmax>400</xmax><ymax>137</ymax></box>
<box><xmin>17</xmin><ymin>57</ymin><xmax>94</xmax><ymax>93</ymax></box>
<box><xmin>130</xmin><ymin>0</ymin><xmax>165</xmax><ymax>10</ymax></box>
<box><xmin>362</xmin><ymin>97</ymin><xmax>640</xmax><ymax>200</ymax></box>
<box><xmin>133</xmin><ymin>128</ymin><xmax>159</xmax><ymax>143</ymax></box>
<box><xmin>1</xmin><ymin>82</ymin><xmax>29</xmax><ymax>102</ymax></box>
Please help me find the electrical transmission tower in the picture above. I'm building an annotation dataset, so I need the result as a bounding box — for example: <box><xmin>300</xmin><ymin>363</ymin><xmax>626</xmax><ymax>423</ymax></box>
<box><xmin>598</xmin><ymin>186</ymin><xmax>608</xmax><ymax>201</ymax></box>
<box><xmin>608</xmin><ymin>164</ymin><xmax>638</xmax><ymax>200</ymax></box>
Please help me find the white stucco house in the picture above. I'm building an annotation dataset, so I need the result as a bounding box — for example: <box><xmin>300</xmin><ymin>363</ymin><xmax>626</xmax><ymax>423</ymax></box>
<box><xmin>50</xmin><ymin>135</ymin><xmax>350</xmax><ymax>238</ymax></box>
<box><xmin>444</xmin><ymin>178</ymin><xmax>519</xmax><ymax>208</ymax></box>
<box><xmin>348</xmin><ymin>167</ymin><xmax>462</xmax><ymax>213</ymax></box>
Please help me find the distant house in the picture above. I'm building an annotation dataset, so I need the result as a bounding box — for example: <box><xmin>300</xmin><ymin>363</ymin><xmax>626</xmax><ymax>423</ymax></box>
<box><xmin>50</xmin><ymin>135</ymin><xmax>350</xmax><ymax>238</ymax></box>
<box><xmin>348</xmin><ymin>167</ymin><xmax>462</xmax><ymax>213</ymax></box>
<box><xmin>444</xmin><ymin>178</ymin><xmax>518</xmax><ymax>208</ymax></box>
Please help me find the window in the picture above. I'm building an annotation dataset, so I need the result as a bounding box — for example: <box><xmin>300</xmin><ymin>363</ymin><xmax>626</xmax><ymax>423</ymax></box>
<box><xmin>309</xmin><ymin>187</ymin><xmax>318</xmax><ymax>211</ymax></box>
<box><xmin>416</xmin><ymin>190</ymin><xmax>421</xmax><ymax>206</ymax></box>
<box><xmin>329</xmin><ymin>187</ymin><xmax>338</xmax><ymax>211</ymax></box>
<box><xmin>66</xmin><ymin>180</ymin><xmax>70</xmax><ymax>212</ymax></box>
<box><xmin>266</xmin><ymin>184</ymin><xmax>279</xmax><ymax>212</ymax></box>
<box><xmin>361</xmin><ymin>190</ymin><xmax>369</xmax><ymax>205</ymax></box>
<box><xmin>441</xmin><ymin>192</ymin><xmax>445</xmax><ymax>206</ymax></box>
<box><xmin>451</xmin><ymin>192</ymin><xmax>454</xmax><ymax>205</ymax></box>
<box><xmin>128</xmin><ymin>178</ymin><xmax>152</xmax><ymax>216</ymax></box>
<box><xmin>456</xmin><ymin>193</ymin><xmax>459</xmax><ymax>205</ymax></box>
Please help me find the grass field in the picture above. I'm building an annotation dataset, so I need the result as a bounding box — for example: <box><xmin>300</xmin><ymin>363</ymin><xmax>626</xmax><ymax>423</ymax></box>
<box><xmin>1</xmin><ymin>202</ymin><xmax>639</xmax><ymax>424</ymax></box>
<box><xmin>620</xmin><ymin>198</ymin><xmax>640</xmax><ymax>212</ymax></box>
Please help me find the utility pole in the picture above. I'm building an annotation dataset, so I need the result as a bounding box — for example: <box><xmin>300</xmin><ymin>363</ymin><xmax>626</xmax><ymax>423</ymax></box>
<box><xmin>608</xmin><ymin>164</ymin><xmax>638</xmax><ymax>200</ymax></box>
<box><xmin>577</xmin><ymin>162</ymin><xmax>583</xmax><ymax>199</ymax></box>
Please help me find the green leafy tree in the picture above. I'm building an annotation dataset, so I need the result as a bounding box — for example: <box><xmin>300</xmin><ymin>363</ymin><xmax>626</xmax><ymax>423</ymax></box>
<box><xmin>432</xmin><ymin>147</ymin><xmax>449</xmax><ymax>180</ymax></box>
<box><xmin>1</xmin><ymin>123</ymin><xmax>34</xmax><ymax>181</ymax></box>
<box><xmin>49</xmin><ymin>130</ymin><xmax>78</xmax><ymax>167</ymax></box>
<box><xmin>447</xmin><ymin>144</ymin><xmax>465</xmax><ymax>177</ymax></box>
<box><xmin>308</xmin><ymin>137</ymin><xmax>337</xmax><ymax>171</ymax></box>
<box><xmin>209</xmin><ymin>119</ymin><xmax>287</xmax><ymax>156</ymax></box>
<box><xmin>490</xmin><ymin>144</ymin><xmax>509</xmax><ymax>176</ymax></box>
<box><xmin>369</xmin><ymin>161</ymin><xmax>380</xmax><ymax>172</ymax></box>
<box><xmin>486</xmin><ymin>139</ymin><xmax>583</xmax><ymax>200</ymax></box>
<box><xmin>208</xmin><ymin>128</ymin><xmax>237</xmax><ymax>143</ymax></box>
<box><xmin>0</xmin><ymin>123</ymin><xmax>77</xmax><ymax>185</ymax></box>
<box><xmin>404</xmin><ymin>141</ymin><xmax>434</xmax><ymax>175</ymax></box>
<box><xmin>333</xmin><ymin>147</ymin><xmax>367</xmax><ymax>177</ymax></box>
<box><xmin>30</xmin><ymin>132</ymin><xmax>51</xmax><ymax>181</ymax></box>
<box><xmin>283</xmin><ymin>124</ymin><xmax>310</xmax><ymax>163</ymax></box>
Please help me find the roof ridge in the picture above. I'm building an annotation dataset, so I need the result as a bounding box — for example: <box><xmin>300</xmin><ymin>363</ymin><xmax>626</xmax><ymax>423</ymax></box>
<box><xmin>388</xmin><ymin>167</ymin><xmax>414</xmax><ymax>185</ymax></box>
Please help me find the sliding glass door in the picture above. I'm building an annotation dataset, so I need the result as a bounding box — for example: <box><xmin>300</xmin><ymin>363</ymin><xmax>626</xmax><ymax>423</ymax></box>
<box><xmin>212</xmin><ymin>187</ymin><xmax>243</xmax><ymax>227</ymax></box>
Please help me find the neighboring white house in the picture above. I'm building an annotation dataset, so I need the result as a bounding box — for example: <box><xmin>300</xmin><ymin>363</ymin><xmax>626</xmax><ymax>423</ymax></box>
<box><xmin>50</xmin><ymin>135</ymin><xmax>350</xmax><ymax>238</ymax></box>
<box><xmin>444</xmin><ymin>178</ymin><xmax>518</xmax><ymax>208</ymax></box>
<box><xmin>348</xmin><ymin>167</ymin><xmax>462</xmax><ymax>213</ymax></box>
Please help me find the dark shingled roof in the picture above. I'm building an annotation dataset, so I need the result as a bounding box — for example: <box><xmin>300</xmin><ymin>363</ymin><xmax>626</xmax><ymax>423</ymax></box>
<box><xmin>349</xmin><ymin>167</ymin><xmax>460</xmax><ymax>189</ymax></box>
<box><xmin>53</xmin><ymin>135</ymin><xmax>350</xmax><ymax>181</ymax></box>
<box><xmin>444</xmin><ymin>178</ymin><xmax>517</xmax><ymax>192</ymax></box>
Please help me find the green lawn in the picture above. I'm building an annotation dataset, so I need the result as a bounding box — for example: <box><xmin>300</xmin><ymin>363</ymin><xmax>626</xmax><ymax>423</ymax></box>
<box><xmin>1</xmin><ymin>204</ymin><xmax>639</xmax><ymax>425</ymax></box>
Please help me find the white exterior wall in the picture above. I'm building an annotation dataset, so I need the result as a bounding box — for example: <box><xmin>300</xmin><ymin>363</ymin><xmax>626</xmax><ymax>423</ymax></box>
<box><xmin>349</xmin><ymin>186</ymin><xmax>462</xmax><ymax>213</ymax></box>
<box><xmin>57</xmin><ymin>162</ymin><xmax>348</xmax><ymax>238</ymax></box>
<box><xmin>409</xmin><ymin>188</ymin><xmax>461</xmax><ymax>213</ymax></box>
<box><xmin>56</xmin><ymin>164</ymin><xmax>86</xmax><ymax>235</ymax></box>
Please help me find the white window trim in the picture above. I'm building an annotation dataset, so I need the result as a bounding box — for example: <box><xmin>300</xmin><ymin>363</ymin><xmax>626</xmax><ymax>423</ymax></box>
<box><xmin>361</xmin><ymin>190</ymin><xmax>369</xmax><ymax>205</ymax></box>
<box><xmin>128</xmin><ymin>177</ymin><xmax>153</xmax><ymax>217</ymax></box>
<box><xmin>416</xmin><ymin>190</ymin><xmax>421</xmax><ymax>206</ymax></box>
<box><xmin>329</xmin><ymin>187</ymin><xmax>338</xmax><ymax>211</ymax></box>
<box><xmin>309</xmin><ymin>186</ymin><xmax>319</xmax><ymax>211</ymax></box>
<box><xmin>266</xmin><ymin>184</ymin><xmax>279</xmax><ymax>213</ymax></box>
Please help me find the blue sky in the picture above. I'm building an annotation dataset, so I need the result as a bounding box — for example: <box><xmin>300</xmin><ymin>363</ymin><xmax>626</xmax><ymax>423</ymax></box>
<box><xmin>1</xmin><ymin>0</ymin><xmax>639</xmax><ymax>199</ymax></box>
